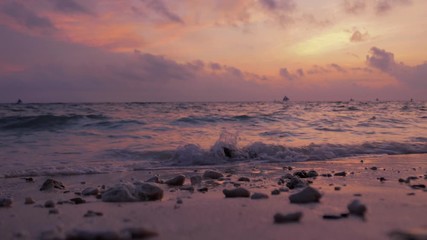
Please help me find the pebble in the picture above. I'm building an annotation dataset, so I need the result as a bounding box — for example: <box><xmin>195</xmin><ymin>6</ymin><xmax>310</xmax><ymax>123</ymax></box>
<box><xmin>238</xmin><ymin>177</ymin><xmax>250</xmax><ymax>182</ymax></box>
<box><xmin>321</xmin><ymin>173</ymin><xmax>332</xmax><ymax>177</ymax></box>
<box><xmin>165</xmin><ymin>175</ymin><xmax>185</xmax><ymax>186</ymax></box>
<box><xmin>378</xmin><ymin>177</ymin><xmax>386</xmax><ymax>182</ymax></box>
<box><xmin>289</xmin><ymin>187</ymin><xmax>322</xmax><ymax>204</ymax></box>
<box><xmin>84</xmin><ymin>210</ymin><xmax>103</xmax><ymax>217</ymax></box>
<box><xmin>70</xmin><ymin>197</ymin><xmax>86</xmax><ymax>204</ymax></box>
<box><xmin>44</xmin><ymin>200</ymin><xmax>55</xmax><ymax>208</ymax></box>
<box><xmin>370</xmin><ymin>166</ymin><xmax>378</xmax><ymax>170</ymax></box>
<box><xmin>274</xmin><ymin>212</ymin><xmax>303</xmax><ymax>224</ymax></box>
<box><xmin>23</xmin><ymin>177</ymin><xmax>34</xmax><ymax>182</ymax></box>
<box><xmin>334</xmin><ymin>186</ymin><xmax>341</xmax><ymax>191</ymax></box>
<box><xmin>411</xmin><ymin>184</ymin><xmax>426</xmax><ymax>189</ymax></box>
<box><xmin>176</xmin><ymin>198</ymin><xmax>183</xmax><ymax>204</ymax></box>
<box><xmin>197</xmin><ymin>187</ymin><xmax>208</xmax><ymax>193</ymax></box>
<box><xmin>271</xmin><ymin>189</ymin><xmax>280</xmax><ymax>195</ymax></box>
<box><xmin>0</xmin><ymin>197</ymin><xmax>13</xmax><ymax>207</ymax></box>
<box><xmin>49</xmin><ymin>209</ymin><xmax>59</xmax><ymax>214</ymax></box>
<box><xmin>203</xmin><ymin>170</ymin><xmax>224</xmax><ymax>179</ymax></box>
<box><xmin>347</xmin><ymin>199</ymin><xmax>367</xmax><ymax>217</ymax></box>
<box><xmin>24</xmin><ymin>197</ymin><xmax>35</xmax><ymax>204</ymax></box>
<box><xmin>334</xmin><ymin>171</ymin><xmax>346</xmax><ymax>177</ymax></box>
<box><xmin>82</xmin><ymin>187</ymin><xmax>99</xmax><ymax>196</ymax></box>
<box><xmin>190</xmin><ymin>176</ymin><xmax>202</xmax><ymax>185</ymax></box>
<box><xmin>322</xmin><ymin>213</ymin><xmax>349</xmax><ymax>220</ymax></box>
<box><xmin>40</xmin><ymin>179</ymin><xmax>65</xmax><ymax>191</ymax></box>
<box><xmin>223</xmin><ymin>188</ymin><xmax>250</xmax><ymax>198</ymax></box>
<box><xmin>251</xmin><ymin>192</ymin><xmax>269</xmax><ymax>200</ymax></box>
<box><xmin>102</xmin><ymin>183</ymin><xmax>163</xmax><ymax>202</ymax></box>
<box><xmin>286</xmin><ymin>176</ymin><xmax>307</xmax><ymax>189</ymax></box>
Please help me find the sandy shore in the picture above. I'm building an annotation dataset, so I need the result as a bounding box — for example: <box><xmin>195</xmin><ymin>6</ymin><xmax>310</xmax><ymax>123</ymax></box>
<box><xmin>1</xmin><ymin>154</ymin><xmax>426</xmax><ymax>240</ymax></box>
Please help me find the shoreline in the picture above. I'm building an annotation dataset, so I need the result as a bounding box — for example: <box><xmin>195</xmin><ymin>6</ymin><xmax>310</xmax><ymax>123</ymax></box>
<box><xmin>1</xmin><ymin>154</ymin><xmax>426</xmax><ymax>239</ymax></box>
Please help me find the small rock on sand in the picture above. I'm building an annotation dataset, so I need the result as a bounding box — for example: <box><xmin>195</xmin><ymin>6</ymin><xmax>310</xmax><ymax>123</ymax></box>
<box><xmin>82</xmin><ymin>187</ymin><xmax>99</xmax><ymax>196</ymax></box>
<box><xmin>102</xmin><ymin>183</ymin><xmax>163</xmax><ymax>202</ymax></box>
<box><xmin>165</xmin><ymin>175</ymin><xmax>185</xmax><ymax>186</ymax></box>
<box><xmin>24</xmin><ymin>197</ymin><xmax>35</xmax><ymax>204</ymax></box>
<box><xmin>370</xmin><ymin>166</ymin><xmax>378</xmax><ymax>170</ymax></box>
<box><xmin>70</xmin><ymin>197</ymin><xmax>86</xmax><ymax>204</ymax></box>
<box><xmin>347</xmin><ymin>199</ymin><xmax>367</xmax><ymax>217</ymax></box>
<box><xmin>238</xmin><ymin>177</ymin><xmax>250</xmax><ymax>182</ymax></box>
<box><xmin>44</xmin><ymin>200</ymin><xmax>55</xmax><ymax>208</ymax></box>
<box><xmin>190</xmin><ymin>176</ymin><xmax>202</xmax><ymax>185</ymax></box>
<box><xmin>203</xmin><ymin>170</ymin><xmax>224</xmax><ymax>179</ymax></box>
<box><xmin>322</xmin><ymin>213</ymin><xmax>349</xmax><ymax>220</ymax></box>
<box><xmin>0</xmin><ymin>197</ymin><xmax>13</xmax><ymax>207</ymax></box>
<box><xmin>198</xmin><ymin>187</ymin><xmax>208</xmax><ymax>193</ymax></box>
<box><xmin>251</xmin><ymin>192</ymin><xmax>269</xmax><ymax>200</ymax></box>
<box><xmin>289</xmin><ymin>187</ymin><xmax>322</xmax><ymax>204</ymax></box>
<box><xmin>271</xmin><ymin>189</ymin><xmax>280</xmax><ymax>195</ymax></box>
<box><xmin>84</xmin><ymin>210</ymin><xmax>103</xmax><ymax>217</ymax></box>
<box><xmin>411</xmin><ymin>184</ymin><xmax>426</xmax><ymax>190</ymax></box>
<box><xmin>223</xmin><ymin>188</ymin><xmax>250</xmax><ymax>198</ymax></box>
<box><xmin>40</xmin><ymin>179</ymin><xmax>65</xmax><ymax>191</ymax></box>
<box><xmin>286</xmin><ymin>176</ymin><xmax>307</xmax><ymax>189</ymax></box>
<box><xmin>334</xmin><ymin>171</ymin><xmax>347</xmax><ymax>177</ymax></box>
<box><xmin>274</xmin><ymin>212</ymin><xmax>303</xmax><ymax>224</ymax></box>
<box><xmin>49</xmin><ymin>209</ymin><xmax>59</xmax><ymax>214</ymax></box>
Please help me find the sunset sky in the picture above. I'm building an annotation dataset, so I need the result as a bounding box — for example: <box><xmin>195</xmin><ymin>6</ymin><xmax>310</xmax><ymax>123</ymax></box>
<box><xmin>0</xmin><ymin>0</ymin><xmax>426</xmax><ymax>102</ymax></box>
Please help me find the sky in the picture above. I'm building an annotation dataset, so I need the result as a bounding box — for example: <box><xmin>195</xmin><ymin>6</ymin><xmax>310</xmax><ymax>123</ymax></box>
<box><xmin>0</xmin><ymin>0</ymin><xmax>426</xmax><ymax>102</ymax></box>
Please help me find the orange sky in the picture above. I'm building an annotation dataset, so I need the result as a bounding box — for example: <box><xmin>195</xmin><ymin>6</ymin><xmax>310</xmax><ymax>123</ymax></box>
<box><xmin>0</xmin><ymin>0</ymin><xmax>426</xmax><ymax>102</ymax></box>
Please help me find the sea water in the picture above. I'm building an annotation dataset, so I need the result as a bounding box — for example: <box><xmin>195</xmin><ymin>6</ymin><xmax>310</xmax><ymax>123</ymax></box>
<box><xmin>0</xmin><ymin>101</ymin><xmax>426</xmax><ymax>177</ymax></box>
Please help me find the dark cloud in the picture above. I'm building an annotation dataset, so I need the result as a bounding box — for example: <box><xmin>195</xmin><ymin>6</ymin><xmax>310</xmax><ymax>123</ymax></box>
<box><xmin>259</xmin><ymin>0</ymin><xmax>296</xmax><ymax>25</ymax></box>
<box><xmin>366</xmin><ymin>47</ymin><xmax>395</xmax><ymax>71</ymax></box>
<box><xmin>343</xmin><ymin>0</ymin><xmax>366</xmax><ymax>14</ymax></box>
<box><xmin>366</xmin><ymin>47</ymin><xmax>427</xmax><ymax>88</ymax></box>
<box><xmin>375</xmin><ymin>0</ymin><xmax>412</xmax><ymax>15</ymax></box>
<box><xmin>350</xmin><ymin>30</ymin><xmax>369</xmax><ymax>42</ymax></box>
<box><xmin>0</xmin><ymin>26</ymin><xmax>276</xmax><ymax>102</ymax></box>
<box><xmin>0</xmin><ymin>1</ymin><xmax>55</xmax><ymax>30</ymax></box>
<box><xmin>51</xmin><ymin>0</ymin><xmax>91</xmax><ymax>15</ymax></box>
<box><xmin>140</xmin><ymin>0</ymin><xmax>183</xmax><ymax>24</ymax></box>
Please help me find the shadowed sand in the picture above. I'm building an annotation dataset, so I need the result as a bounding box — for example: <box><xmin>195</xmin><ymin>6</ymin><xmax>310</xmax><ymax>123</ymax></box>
<box><xmin>1</xmin><ymin>154</ymin><xmax>426</xmax><ymax>240</ymax></box>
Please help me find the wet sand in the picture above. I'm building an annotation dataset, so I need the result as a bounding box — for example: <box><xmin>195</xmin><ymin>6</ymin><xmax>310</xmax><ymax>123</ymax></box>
<box><xmin>1</xmin><ymin>154</ymin><xmax>426</xmax><ymax>240</ymax></box>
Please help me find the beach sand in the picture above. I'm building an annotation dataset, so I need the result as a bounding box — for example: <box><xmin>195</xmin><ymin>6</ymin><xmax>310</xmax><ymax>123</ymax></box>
<box><xmin>1</xmin><ymin>154</ymin><xmax>426</xmax><ymax>240</ymax></box>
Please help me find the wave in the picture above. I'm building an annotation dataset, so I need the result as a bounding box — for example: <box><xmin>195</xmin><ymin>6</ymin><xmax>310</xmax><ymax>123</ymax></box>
<box><xmin>0</xmin><ymin>114</ymin><xmax>107</xmax><ymax>130</ymax></box>
<box><xmin>168</xmin><ymin>130</ymin><xmax>427</xmax><ymax>166</ymax></box>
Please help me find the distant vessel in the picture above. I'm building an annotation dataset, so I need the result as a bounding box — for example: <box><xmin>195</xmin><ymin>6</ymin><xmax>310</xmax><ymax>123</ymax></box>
<box><xmin>16</xmin><ymin>99</ymin><xmax>22</xmax><ymax>104</ymax></box>
<box><xmin>282</xmin><ymin>96</ymin><xmax>290</xmax><ymax>102</ymax></box>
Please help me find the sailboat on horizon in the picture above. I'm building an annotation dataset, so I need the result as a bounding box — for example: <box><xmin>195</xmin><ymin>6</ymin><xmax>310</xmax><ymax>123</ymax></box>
<box><xmin>282</xmin><ymin>96</ymin><xmax>290</xmax><ymax>102</ymax></box>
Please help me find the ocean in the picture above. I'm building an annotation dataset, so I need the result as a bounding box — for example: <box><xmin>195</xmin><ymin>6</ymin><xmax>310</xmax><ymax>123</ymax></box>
<box><xmin>0</xmin><ymin>101</ymin><xmax>426</xmax><ymax>177</ymax></box>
